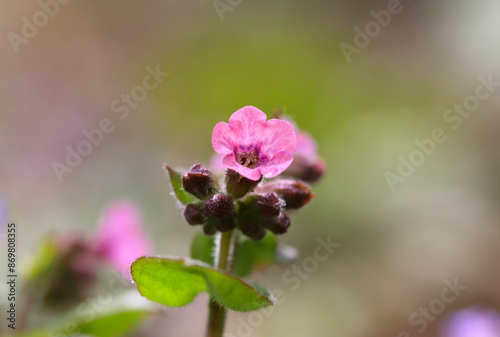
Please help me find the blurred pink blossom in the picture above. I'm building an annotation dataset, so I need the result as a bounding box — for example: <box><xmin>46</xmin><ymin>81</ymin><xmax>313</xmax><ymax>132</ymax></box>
<box><xmin>212</xmin><ymin>106</ymin><xmax>296</xmax><ymax>181</ymax></box>
<box><xmin>280</xmin><ymin>116</ymin><xmax>326</xmax><ymax>183</ymax></box>
<box><xmin>295</xmin><ymin>130</ymin><xmax>318</xmax><ymax>160</ymax></box>
<box><xmin>93</xmin><ymin>200</ymin><xmax>152</xmax><ymax>279</ymax></box>
<box><xmin>209</xmin><ymin>152</ymin><xmax>225</xmax><ymax>172</ymax></box>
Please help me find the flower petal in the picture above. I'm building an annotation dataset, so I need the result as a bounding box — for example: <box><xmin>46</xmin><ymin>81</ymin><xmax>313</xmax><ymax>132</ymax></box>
<box><xmin>228</xmin><ymin>106</ymin><xmax>267</xmax><ymax>144</ymax></box>
<box><xmin>223</xmin><ymin>154</ymin><xmax>262</xmax><ymax>181</ymax></box>
<box><xmin>209</xmin><ymin>153</ymin><xmax>226</xmax><ymax>171</ymax></box>
<box><xmin>259</xmin><ymin>152</ymin><xmax>294</xmax><ymax>178</ymax></box>
<box><xmin>94</xmin><ymin>201</ymin><xmax>152</xmax><ymax>279</ymax></box>
<box><xmin>260</xmin><ymin>119</ymin><xmax>297</xmax><ymax>156</ymax></box>
<box><xmin>212</xmin><ymin>122</ymin><xmax>237</xmax><ymax>155</ymax></box>
<box><xmin>295</xmin><ymin>131</ymin><xmax>317</xmax><ymax>158</ymax></box>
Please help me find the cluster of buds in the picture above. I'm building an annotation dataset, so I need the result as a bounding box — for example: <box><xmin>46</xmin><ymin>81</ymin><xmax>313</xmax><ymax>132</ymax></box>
<box><xmin>29</xmin><ymin>201</ymin><xmax>151</xmax><ymax>309</ymax></box>
<box><xmin>181</xmin><ymin>164</ymin><xmax>313</xmax><ymax>240</ymax></box>
<box><xmin>37</xmin><ymin>235</ymin><xmax>98</xmax><ymax>308</ymax></box>
<box><xmin>177</xmin><ymin>106</ymin><xmax>324</xmax><ymax>240</ymax></box>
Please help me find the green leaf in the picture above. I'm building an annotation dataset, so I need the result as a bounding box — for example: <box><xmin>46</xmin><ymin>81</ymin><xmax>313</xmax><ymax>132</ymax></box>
<box><xmin>70</xmin><ymin>291</ymin><xmax>150</xmax><ymax>337</ymax></box>
<box><xmin>164</xmin><ymin>164</ymin><xmax>198</xmax><ymax>205</ymax></box>
<box><xmin>248</xmin><ymin>282</ymin><xmax>273</xmax><ymax>298</ymax></box>
<box><xmin>6</xmin><ymin>291</ymin><xmax>151</xmax><ymax>337</ymax></box>
<box><xmin>23</xmin><ymin>236</ymin><xmax>58</xmax><ymax>280</ymax></box>
<box><xmin>6</xmin><ymin>313</ymin><xmax>146</xmax><ymax>337</ymax></box>
<box><xmin>77</xmin><ymin>311</ymin><xmax>146</xmax><ymax>337</ymax></box>
<box><xmin>131</xmin><ymin>256</ymin><xmax>274</xmax><ymax>312</ymax></box>
<box><xmin>233</xmin><ymin>232</ymin><xmax>298</xmax><ymax>277</ymax></box>
<box><xmin>190</xmin><ymin>230</ymin><xmax>216</xmax><ymax>265</ymax></box>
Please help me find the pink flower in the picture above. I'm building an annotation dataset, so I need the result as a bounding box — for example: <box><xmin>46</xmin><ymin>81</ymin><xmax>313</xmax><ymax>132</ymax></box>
<box><xmin>280</xmin><ymin>116</ymin><xmax>326</xmax><ymax>183</ymax></box>
<box><xmin>209</xmin><ymin>153</ymin><xmax>225</xmax><ymax>172</ymax></box>
<box><xmin>295</xmin><ymin>130</ymin><xmax>318</xmax><ymax>161</ymax></box>
<box><xmin>93</xmin><ymin>200</ymin><xmax>152</xmax><ymax>279</ymax></box>
<box><xmin>212</xmin><ymin>106</ymin><xmax>297</xmax><ymax>181</ymax></box>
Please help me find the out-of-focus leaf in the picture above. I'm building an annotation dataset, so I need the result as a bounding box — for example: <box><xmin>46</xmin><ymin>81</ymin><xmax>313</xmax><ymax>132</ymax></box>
<box><xmin>233</xmin><ymin>232</ymin><xmax>298</xmax><ymax>277</ymax></box>
<box><xmin>131</xmin><ymin>256</ymin><xmax>274</xmax><ymax>312</ymax></box>
<box><xmin>42</xmin><ymin>290</ymin><xmax>153</xmax><ymax>337</ymax></box>
<box><xmin>24</xmin><ymin>236</ymin><xmax>58</xmax><ymax>280</ymax></box>
<box><xmin>71</xmin><ymin>290</ymin><xmax>151</xmax><ymax>337</ymax></box>
<box><xmin>77</xmin><ymin>311</ymin><xmax>146</xmax><ymax>337</ymax></box>
<box><xmin>190</xmin><ymin>230</ymin><xmax>216</xmax><ymax>265</ymax></box>
<box><xmin>164</xmin><ymin>164</ymin><xmax>197</xmax><ymax>205</ymax></box>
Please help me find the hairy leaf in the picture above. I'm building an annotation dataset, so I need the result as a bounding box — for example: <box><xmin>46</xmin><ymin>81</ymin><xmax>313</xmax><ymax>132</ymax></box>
<box><xmin>164</xmin><ymin>164</ymin><xmax>198</xmax><ymax>205</ymax></box>
<box><xmin>190</xmin><ymin>230</ymin><xmax>216</xmax><ymax>265</ymax></box>
<box><xmin>131</xmin><ymin>256</ymin><xmax>274</xmax><ymax>312</ymax></box>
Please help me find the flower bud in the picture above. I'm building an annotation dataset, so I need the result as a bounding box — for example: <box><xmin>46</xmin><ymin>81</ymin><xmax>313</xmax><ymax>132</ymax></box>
<box><xmin>213</xmin><ymin>217</ymin><xmax>236</xmax><ymax>232</ymax></box>
<box><xmin>264</xmin><ymin>212</ymin><xmax>291</xmax><ymax>235</ymax></box>
<box><xmin>183</xmin><ymin>203</ymin><xmax>205</xmax><ymax>225</ymax></box>
<box><xmin>38</xmin><ymin>235</ymin><xmax>98</xmax><ymax>308</ymax></box>
<box><xmin>255</xmin><ymin>192</ymin><xmax>283</xmax><ymax>218</ymax></box>
<box><xmin>294</xmin><ymin>159</ymin><xmax>326</xmax><ymax>183</ymax></box>
<box><xmin>239</xmin><ymin>218</ymin><xmax>266</xmax><ymax>241</ymax></box>
<box><xmin>236</xmin><ymin>203</ymin><xmax>266</xmax><ymax>241</ymax></box>
<box><xmin>226</xmin><ymin>169</ymin><xmax>261</xmax><ymax>199</ymax></box>
<box><xmin>203</xmin><ymin>221</ymin><xmax>216</xmax><ymax>236</ymax></box>
<box><xmin>205</xmin><ymin>194</ymin><xmax>236</xmax><ymax>232</ymax></box>
<box><xmin>205</xmin><ymin>194</ymin><xmax>235</xmax><ymax>218</ymax></box>
<box><xmin>257</xmin><ymin>180</ymin><xmax>313</xmax><ymax>209</ymax></box>
<box><xmin>182</xmin><ymin>164</ymin><xmax>218</xmax><ymax>199</ymax></box>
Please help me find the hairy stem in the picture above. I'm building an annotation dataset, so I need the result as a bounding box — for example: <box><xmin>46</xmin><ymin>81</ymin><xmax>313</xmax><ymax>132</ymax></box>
<box><xmin>206</xmin><ymin>230</ymin><xmax>234</xmax><ymax>337</ymax></box>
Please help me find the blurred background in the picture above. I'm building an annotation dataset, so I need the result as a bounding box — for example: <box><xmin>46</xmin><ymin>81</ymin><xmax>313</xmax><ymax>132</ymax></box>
<box><xmin>1</xmin><ymin>0</ymin><xmax>500</xmax><ymax>336</ymax></box>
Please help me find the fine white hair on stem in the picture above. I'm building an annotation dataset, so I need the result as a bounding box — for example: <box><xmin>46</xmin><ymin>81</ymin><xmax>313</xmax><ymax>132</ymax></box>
<box><xmin>213</xmin><ymin>232</ymin><xmax>221</xmax><ymax>268</ymax></box>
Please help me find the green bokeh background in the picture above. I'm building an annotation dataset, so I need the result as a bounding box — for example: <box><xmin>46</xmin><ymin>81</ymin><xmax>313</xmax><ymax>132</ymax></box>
<box><xmin>1</xmin><ymin>0</ymin><xmax>500</xmax><ymax>336</ymax></box>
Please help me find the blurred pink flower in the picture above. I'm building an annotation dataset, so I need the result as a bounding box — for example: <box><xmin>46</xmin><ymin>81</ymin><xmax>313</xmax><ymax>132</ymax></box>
<box><xmin>94</xmin><ymin>200</ymin><xmax>152</xmax><ymax>279</ymax></box>
<box><xmin>212</xmin><ymin>106</ymin><xmax>296</xmax><ymax>181</ymax></box>
<box><xmin>443</xmin><ymin>307</ymin><xmax>500</xmax><ymax>337</ymax></box>
<box><xmin>209</xmin><ymin>153</ymin><xmax>225</xmax><ymax>172</ymax></box>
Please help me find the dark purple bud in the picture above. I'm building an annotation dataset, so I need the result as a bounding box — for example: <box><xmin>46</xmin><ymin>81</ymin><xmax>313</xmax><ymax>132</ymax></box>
<box><xmin>257</xmin><ymin>179</ymin><xmax>314</xmax><ymax>209</ymax></box>
<box><xmin>183</xmin><ymin>203</ymin><xmax>205</xmax><ymax>225</ymax></box>
<box><xmin>40</xmin><ymin>235</ymin><xmax>98</xmax><ymax>308</ymax></box>
<box><xmin>298</xmin><ymin>159</ymin><xmax>326</xmax><ymax>183</ymax></box>
<box><xmin>226</xmin><ymin>169</ymin><xmax>261</xmax><ymax>199</ymax></box>
<box><xmin>203</xmin><ymin>221</ymin><xmax>216</xmax><ymax>236</ymax></box>
<box><xmin>255</xmin><ymin>192</ymin><xmax>283</xmax><ymax>218</ymax></box>
<box><xmin>182</xmin><ymin>164</ymin><xmax>218</xmax><ymax>199</ymax></box>
<box><xmin>205</xmin><ymin>194</ymin><xmax>235</xmax><ymax>218</ymax></box>
<box><xmin>265</xmin><ymin>212</ymin><xmax>291</xmax><ymax>235</ymax></box>
<box><xmin>213</xmin><ymin>217</ymin><xmax>236</xmax><ymax>232</ymax></box>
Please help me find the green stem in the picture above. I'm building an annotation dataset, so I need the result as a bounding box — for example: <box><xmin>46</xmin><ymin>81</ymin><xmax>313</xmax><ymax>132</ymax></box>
<box><xmin>206</xmin><ymin>299</ymin><xmax>226</xmax><ymax>337</ymax></box>
<box><xmin>206</xmin><ymin>230</ymin><xmax>234</xmax><ymax>337</ymax></box>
